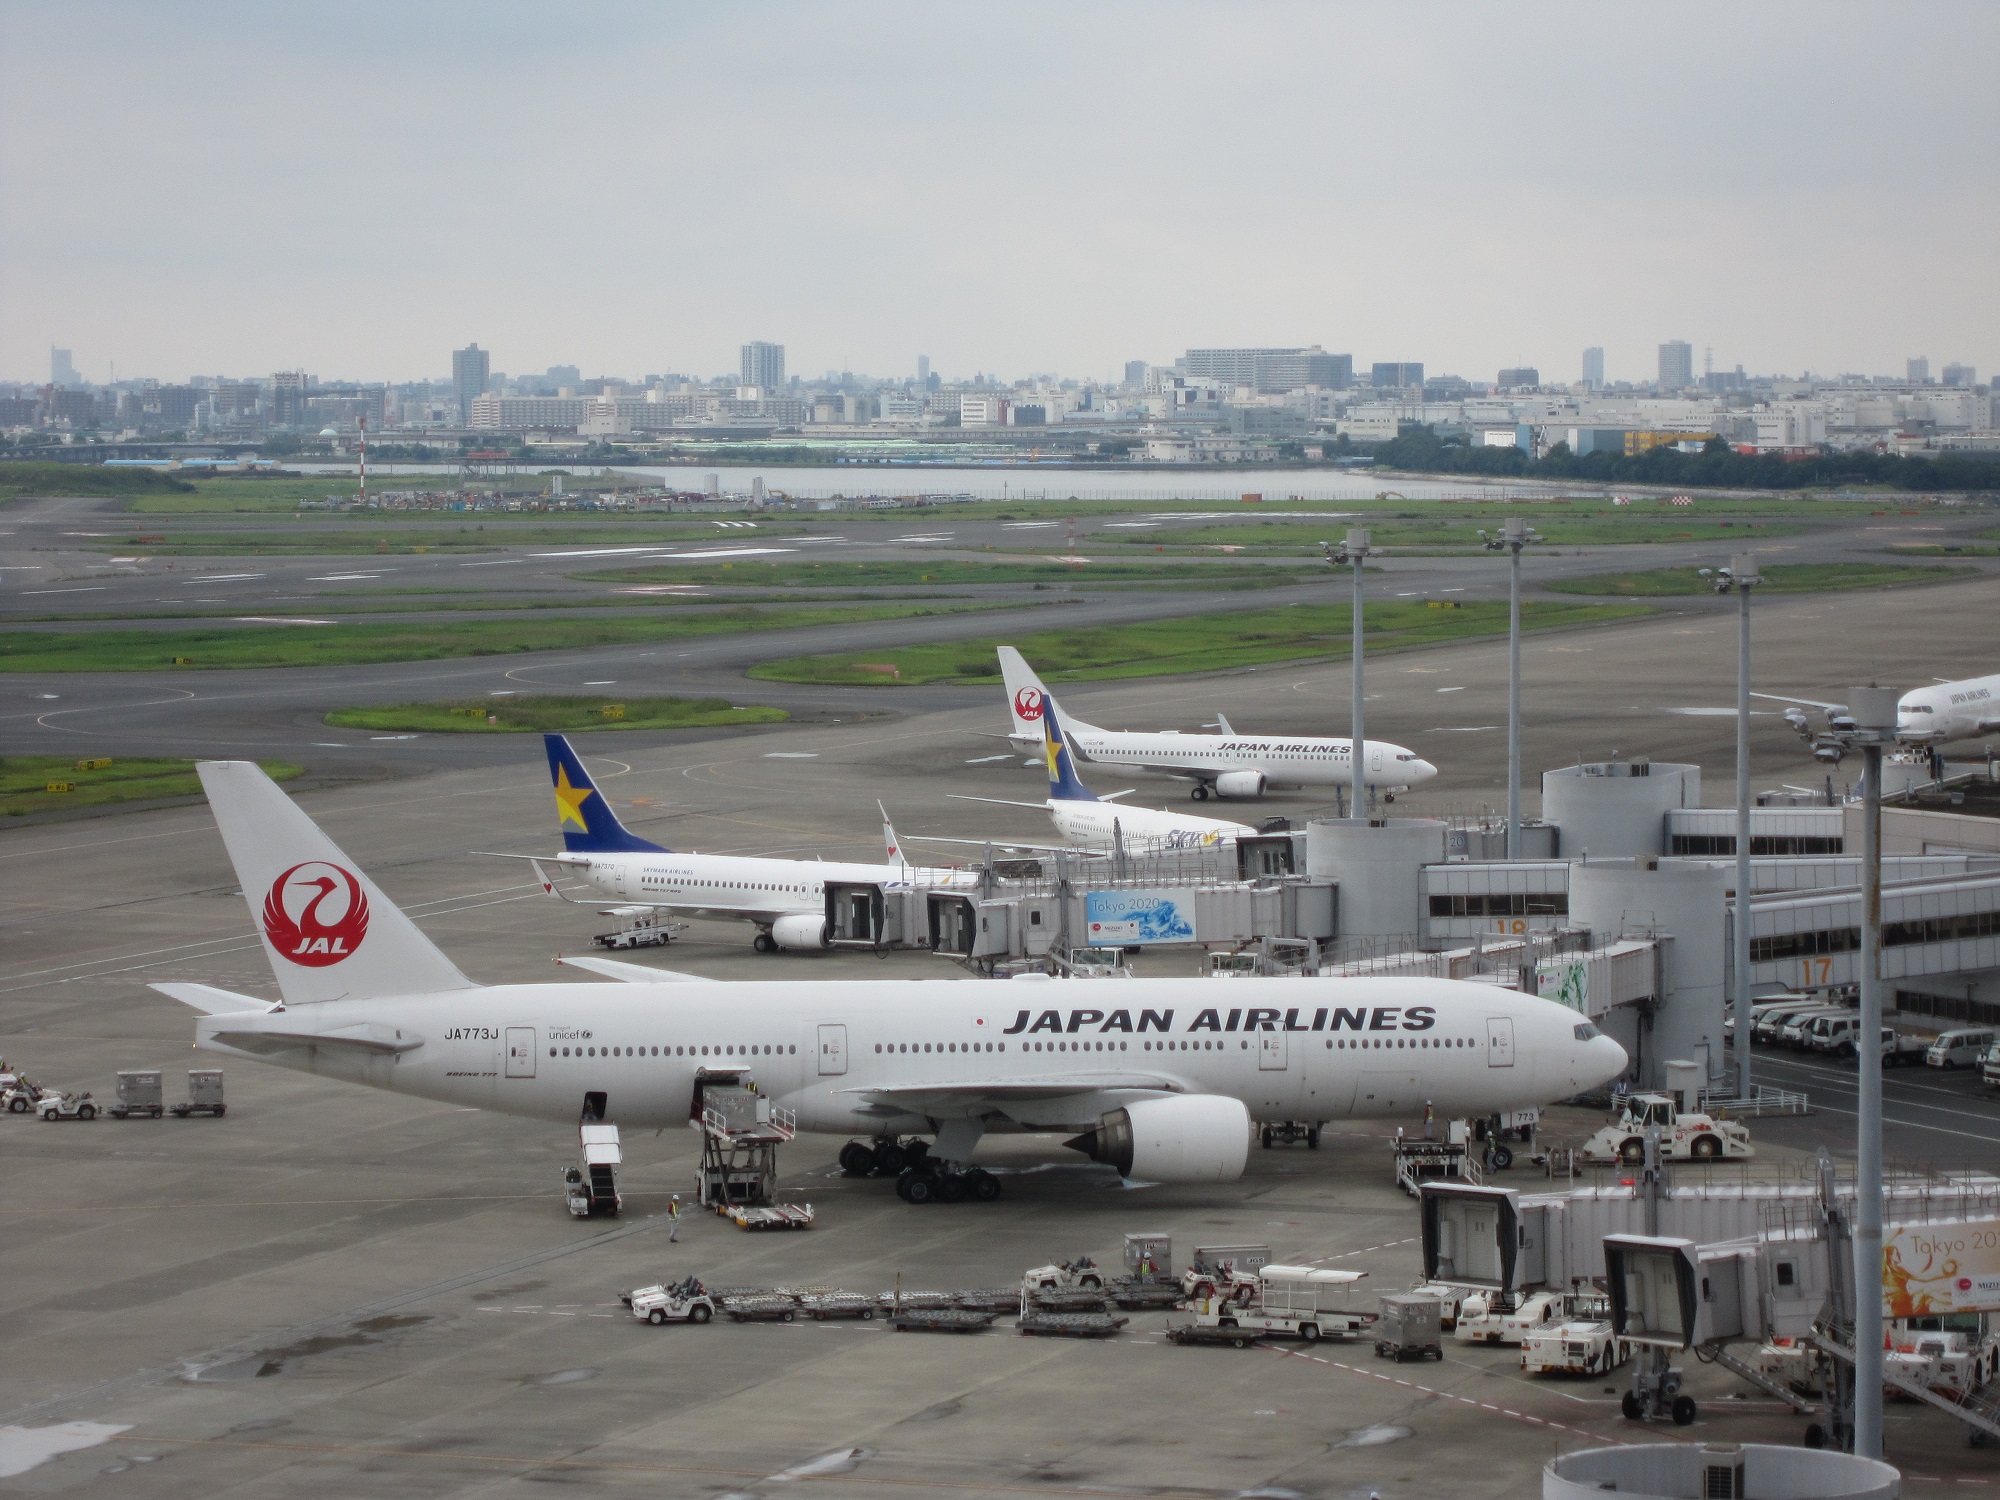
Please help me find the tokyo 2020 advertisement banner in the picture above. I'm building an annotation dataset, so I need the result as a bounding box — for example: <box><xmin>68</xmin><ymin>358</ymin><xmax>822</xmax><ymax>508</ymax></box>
<box><xmin>1084</xmin><ymin>889</ymin><xmax>1195</xmax><ymax>945</ymax></box>
<box><xmin>1883</xmin><ymin>1219</ymin><xmax>2000</xmax><ymax>1317</ymax></box>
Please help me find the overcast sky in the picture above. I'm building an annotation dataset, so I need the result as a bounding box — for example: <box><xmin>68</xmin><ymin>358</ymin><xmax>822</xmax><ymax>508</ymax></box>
<box><xmin>3</xmin><ymin>2</ymin><xmax>1995</xmax><ymax>388</ymax></box>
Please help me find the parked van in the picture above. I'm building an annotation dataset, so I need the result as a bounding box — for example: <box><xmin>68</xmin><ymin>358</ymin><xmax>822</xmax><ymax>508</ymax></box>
<box><xmin>1755</xmin><ymin>1003</ymin><xmax>1842</xmax><ymax>1048</ymax></box>
<box><xmin>1783</xmin><ymin>1008</ymin><xmax>1857</xmax><ymax>1050</ymax></box>
<box><xmin>1981</xmin><ymin>1042</ymin><xmax>2000</xmax><ymax>1091</ymax></box>
<box><xmin>1802</xmin><ymin>1012</ymin><xmax>1865</xmax><ymax>1056</ymax></box>
<box><xmin>1927</xmin><ymin>1028</ymin><xmax>1997</xmax><ymax>1069</ymax></box>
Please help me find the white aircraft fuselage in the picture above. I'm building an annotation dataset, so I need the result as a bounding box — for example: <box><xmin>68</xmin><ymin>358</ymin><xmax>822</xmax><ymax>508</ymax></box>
<box><xmin>194</xmin><ymin>974</ymin><xmax>1624</xmax><ymax>1136</ymax></box>
<box><xmin>1045</xmin><ymin>797</ymin><xmax>1254</xmax><ymax>852</ymax></box>
<box><xmin>1896</xmin><ymin>673</ymin><xmax>2000</xmax><ymax>744</ymax></box>
<box><xmin>551</xmin><ymin>850</ymin><xmax>980</xmax><ymax>921</ymax></box>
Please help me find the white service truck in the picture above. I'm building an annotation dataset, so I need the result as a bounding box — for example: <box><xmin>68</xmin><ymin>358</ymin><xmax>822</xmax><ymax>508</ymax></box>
<box><xmin>1187</xmin><ymin>1265</ymin><xmax>1374</xmax><ymax>1343</ymax></box>
<box><xmin>1521</xmin><ymin>1318</ymin><xmax>1632</xmax><ymax>1377</ymax></box>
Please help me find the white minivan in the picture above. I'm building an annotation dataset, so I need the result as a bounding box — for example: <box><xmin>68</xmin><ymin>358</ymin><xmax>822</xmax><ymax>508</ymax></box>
<box><xmin>1926</xmin><ymin>1027</ymin><xmax>1997</xmax><ymax>1069</ymax></box>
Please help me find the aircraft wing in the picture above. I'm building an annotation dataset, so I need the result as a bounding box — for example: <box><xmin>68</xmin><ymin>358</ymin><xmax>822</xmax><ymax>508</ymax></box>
<box><xmin>947</xmin><ymin>794</ymin><xmax>1052</xmax><ymax>811</ymax></box>
<box><xmin>837</xmin><ymin>1072</ymin><xmax>1182</xmax><ymax>1108</ymax></box>
<box><xmin>555</xmin><ymin>956</ymin><xmax>710</xmax><ymax>983</ymax></box>
<box><xmin>901</xmin><ymin>833</ymin><xmax>1102</xmax><ymax>857</ymax></box>
<box><xmin>1750</xmin><ymin>692</ymin><xmax>1847</xmax><ymax>712</ymax></box>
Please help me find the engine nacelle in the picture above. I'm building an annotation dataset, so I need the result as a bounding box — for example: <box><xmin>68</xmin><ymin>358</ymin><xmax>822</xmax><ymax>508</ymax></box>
<box><xmin>1065</xmin><ymin>1094</ymin><xmax>1251</xmax><ymax>1182</ymax></box>
<box><xmin>770</xmin><ymin>912</ymin><xmax>831</xmax><ymax>951</ymax></box>
<box><xmin>1213</xmin><ymin>770</ymin><xmax>1267</xmax><ymax>800</ymax></box>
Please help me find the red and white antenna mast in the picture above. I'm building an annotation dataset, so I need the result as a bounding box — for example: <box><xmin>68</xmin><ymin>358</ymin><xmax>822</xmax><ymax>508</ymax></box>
<box><xmin>357</xmin><ymin>415</ymin><xmax>367</xmax><ymax>505</ymax></box>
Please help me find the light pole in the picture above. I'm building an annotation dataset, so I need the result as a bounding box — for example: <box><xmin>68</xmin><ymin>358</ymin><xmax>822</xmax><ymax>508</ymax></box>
<box><xmin>1700</xmin><ymin>554</ymin><xmax>1761</xmax><ymax>1102</ymax></box>
<box><xmin>1840</xmin><ymin>686</ymin><xmax>1899</xmax><ymax>1458</ymax></box>
<box><xmin>1326</xmin><ymin>527</ymin><xmax>1372</xmax><ymax>820</ymax></box>
<box><xmin>1479</xmin><ymin>518</ymin><xmax>1540</xmax><ymax>857</ymax></box>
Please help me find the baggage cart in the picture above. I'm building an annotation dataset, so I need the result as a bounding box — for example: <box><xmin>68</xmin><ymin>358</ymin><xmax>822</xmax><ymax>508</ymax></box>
<box><xmin>170</xmin><ymin>1068</ymin><xmax>225</xmax><ymax>1118</ymax></box>
<box><xmin>1111</xmin><ymin>1280</ymin><xmax>1184</xmax><ymax>1311</ymax></box>
<box><xmin>723</xmin><ymin>1294</ymin><xmax>800</xmax><ymax>1323</ymax></box>
<box><xmin>800</xmin><ymin>1292</ymin><xmax>875</xmax><ymax>1321</ymax></box>
<box><xmin>888</xmin><ymin>1307</ymin><xmax>997</xmax><ymax>1334</ymax></box>
<box><xmin>1029</xmin><ymin>1287</ymin><xmax>1109</xmax><ymax>1312</ymax></box>
<box><xmin>1167</xmin><ymin>1321</ymin><xmax>1262</xmax><ymax>1349</ymax></box>
<box><xmin>1019</xmin><ymin>1309</ymin><xmax>1128</xmax><ymax>1339</ymax></box>
<box><xmin>1374</xmin><ymin>1293</ymin><xmax>1444</xmax><ymax>1362</ymax></box>
<box><xmin>108</xmin><ymin>1070</ymin><xmax>164</xmax><ymax>1119</ymax></box>
<box><xmin>724</xmin><ymin>1203</ymin><xmax>815</xmax><ymax>1231</ymax></box>
<box><xmin>956</xmin><ymin>1289</ymin><xmax>1024</xmax><ymax>1313</ymax></box>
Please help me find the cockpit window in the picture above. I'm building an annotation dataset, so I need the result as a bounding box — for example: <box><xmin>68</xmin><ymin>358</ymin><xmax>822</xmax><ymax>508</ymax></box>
<box><xmin>1573</xmin><ymin>1023</ymin><xmax>1600</xmax><ymax>1041</ymax></box>
<box><xmin>1397</xmin><ymin>752</ymin><xmax>1417</xmax><ymax>761</ymax></box>
<box><xmin>1907</xmin><ymin>704</ymin><xmax>1932</xmax><ymax>713</ymax></box>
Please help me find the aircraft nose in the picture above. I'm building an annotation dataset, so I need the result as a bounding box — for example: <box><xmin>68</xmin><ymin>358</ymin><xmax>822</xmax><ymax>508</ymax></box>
<box><xmin>1416</xmin><ymin>759</ymin><xmax>1439</xmax><ymax>782</ymax></box>
<box><xmin>1592</xmin><ymin>1033</ymin><xmax>1629</xmax><ymax>1085</ymax></box>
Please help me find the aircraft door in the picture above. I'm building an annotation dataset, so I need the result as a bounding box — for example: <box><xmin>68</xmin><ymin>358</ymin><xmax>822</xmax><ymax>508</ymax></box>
<box><xmin>1369</xmin><ymin>741</ymin><xmax>1385</xmax><ymax>775</ymax></box>
<box><xmin>1258</xmin><ymin>1028</ymin><xmax>1287</xmax><ymax>1071</ymax></box>
<box><xmin>817</xmin><ymin>1024</ymin><xmax>848</xmax><ymax>1077</ymax></box>
<box><xmin>505</xmin><ymin>1027</ymin><xmax>537</xmax><ymax>1078</ymax></box>
<box><xmin>1485</xmin><ymin>1016</ymin><xmax>1516</xmax><ymax>1068</ymax></box>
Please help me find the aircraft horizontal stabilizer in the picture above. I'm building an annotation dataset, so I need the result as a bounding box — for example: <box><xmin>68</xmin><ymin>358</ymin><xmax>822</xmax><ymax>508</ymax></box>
<box><xmin>151</xmin><ymin>981</ymin><xmax>280</xmax><ymax>1015</ymax></box>
<box><xmin>555</xmin><ymin>955</ymin><xmax>709</xmax><ymax>984</ymax></box>
<box><xmin>203</xmin><ymin>1020</ymin><xmax>424</xmax><ymax>1056</ymax></box>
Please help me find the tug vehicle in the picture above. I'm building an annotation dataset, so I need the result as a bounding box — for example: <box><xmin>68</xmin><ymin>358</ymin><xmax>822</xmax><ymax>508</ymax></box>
<box><xmin>1023</xmin><ymin>1256</ymin><xmax>1104</xmax><ymax>1293</ymax></box>
<box><xmin>36</xmin><ymin>1090</ymin><xmax>98</xmax><ymax>1122</ymax></box>
<box><xmin>1579</xmin><ymin>1093</ymin><xmax>1752</xmax><ymax>1164</ymax></box>
<box><xmin>623</xmin><ymin>1277</ymin><xmax>716</xmax><ymax>1325</ymax></box>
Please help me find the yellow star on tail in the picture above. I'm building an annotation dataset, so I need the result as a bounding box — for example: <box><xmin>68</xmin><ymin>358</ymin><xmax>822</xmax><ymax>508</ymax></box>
<box><xmin>553</xmin><ymin>765</ymin><xmax>595</xmax><ymax>830</ymax></box>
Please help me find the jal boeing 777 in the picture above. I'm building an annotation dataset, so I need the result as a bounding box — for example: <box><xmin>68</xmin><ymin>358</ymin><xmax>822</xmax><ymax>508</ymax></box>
<box><xmin>1757</xmin><ymin>672</ymin><xmax>2000</xmax><ymax>762</ymax></box>
<box><xmin>157</xmin><ymin>761</ymin><xmax>1627</xmax><ymax>1202</ymax></box>
<box><xmin>998</xmin><ymin>647</ymin><xmax>1437</xmax><ymax>802</ymax></box>
<box><xmin>497</xmin><ymin>735</ymin><xmax>980</xmax><ymax>953</ymax></box>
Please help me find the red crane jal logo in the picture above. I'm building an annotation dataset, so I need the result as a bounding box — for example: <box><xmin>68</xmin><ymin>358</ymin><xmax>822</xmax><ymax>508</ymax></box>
<box><xmin>262</xmin><ymin>862</ymin><xmax>370</xmax><ymax>967</ymax></box>
<box><xmin>1015</xmin><ymin>687</ymin><xmax>1044</xmax><ymax>722</ymax></box>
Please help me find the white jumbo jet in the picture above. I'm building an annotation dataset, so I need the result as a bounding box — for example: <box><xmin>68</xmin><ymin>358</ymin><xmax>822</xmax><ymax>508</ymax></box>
<box><xmin>949</xmin><ymin>698</ymin><xmax>1257</xmax><ymax>854</ymax></box>
<box><xmin>998</xmin><ymin>646</ymin><xmax>1437</xmax><ymax>802</ymax></box>
<box><xmin>1756</xmin><ymin>672</ymin><xmax>2000</xmax><ymax>762</ymax></box>
<box><xmin>505</xmin><ymin>735</ymin><xmax>980</xmax><ymax>953</ymax></box>
<box><xmin>157</xmin><ymin>761</ymin><xmax>1627</xmax><ymax>1202</ymax></box>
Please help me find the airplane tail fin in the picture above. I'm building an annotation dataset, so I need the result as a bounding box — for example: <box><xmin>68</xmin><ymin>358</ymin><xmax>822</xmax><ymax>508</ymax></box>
<box><xmin>1040</xmin><ymin>699</ymin><xmax>1099</xmax><ymax>803</ymax></box>
<box><xmin>998</xmin><ymin>646</ymin><xmax>1052</xmax><ymax>741</ymax></box>
<box><xmin>544</xmin><ymin>734</ymin><xmax>666</xmax><ymax>853</ymax></box>
<box><xmin>195</xmin><ymin>761</ymin><xmax>474</xmax><ymax>1006</ymax></box>
<box><xmin>879</xmin><ymin>800</ymin><xmax>908</xmax><ymax>869</ymax></box>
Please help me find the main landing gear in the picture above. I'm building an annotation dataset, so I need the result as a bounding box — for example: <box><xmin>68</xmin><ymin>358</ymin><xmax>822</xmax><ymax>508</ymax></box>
<box><xmin>840</xmin><ymin>1136</ymin><xmax>1002</xmax><ymax>1204</ymax></box>
<box><xmin>753</xmin><ymin>931</ymin><xmax>777</xmax><ymax>954</ymax></box>
<box><xmin>1190</xmin><ymin>784</ymin><xmax>1211</xmax><ymax>802</ymax></box>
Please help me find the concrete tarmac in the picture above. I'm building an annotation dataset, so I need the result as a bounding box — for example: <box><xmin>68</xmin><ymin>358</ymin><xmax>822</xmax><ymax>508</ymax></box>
<box><xmin>3</xmin><ymin>522</ymin><xmax>1998</xmax><ymax>1494</ymax></box>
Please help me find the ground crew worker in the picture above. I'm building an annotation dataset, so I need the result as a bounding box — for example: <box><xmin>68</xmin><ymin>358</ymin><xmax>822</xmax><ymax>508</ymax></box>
<box><xmin>668</xmin><ymin>1194</ymin><xmax>681</xmax><ymax>1242</ymax></box>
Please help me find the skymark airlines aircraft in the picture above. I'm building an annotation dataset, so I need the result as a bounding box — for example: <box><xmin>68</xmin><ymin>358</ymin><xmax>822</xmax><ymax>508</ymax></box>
<box><xmin>505</xmin><ymin>735</ymin><xmax>979</xmax><ymax>953</ymax></box>
<box><xmin>159</xmin><ymin>761</ymin><xmax>1627</xmax><ymax>1202</ymax></box>
<box><xmin>998</xmin><ymin>647</ymin><xmax>1437</xmax><ymax>801</ymax></box>
<box><xmin>1758</xmin><ymin>672</ymin><xmax>2000</xmax><ymax>761</ymax></box>
<box><xmin>952</xmin><ymin>699</ymin><xmax>1257</xmax><ymax>853</ymax></box>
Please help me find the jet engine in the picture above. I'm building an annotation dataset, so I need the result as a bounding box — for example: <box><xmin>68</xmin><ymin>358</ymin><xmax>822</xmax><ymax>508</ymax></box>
<box><xmin>1064</xmin><ymin>1094</ymin><xmax>1250</xmax><ymax>1182</ymax></box>
<box><xmin>1213</xmin><ymin>770</ymin><xmax>1267</xmax><ymax>800</ymax></box>
<box><xmin>770</xmin><ymin>912</ymin><xmax>831</xmax><ymax>950</ymax></box>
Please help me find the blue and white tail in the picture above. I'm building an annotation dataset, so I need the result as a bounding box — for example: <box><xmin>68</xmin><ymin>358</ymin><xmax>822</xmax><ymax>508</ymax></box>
<box><xmin>544</xmin><ymin>734</ymin><xmax>666</xmax><ymax>853</ymax></box>
<box><xmin>194</xmin><ymin>761</ymin><xmax>473</xmax><ymax>1006</ymax></box>
<box><xmin>1041</xmin><ymin>699</ymin><xmax>1099</xmax><ymax>803</ymax></box>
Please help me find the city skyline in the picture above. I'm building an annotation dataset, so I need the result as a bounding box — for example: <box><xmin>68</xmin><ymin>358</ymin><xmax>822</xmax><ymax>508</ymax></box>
<box><xmin>2</xmin><ymin>3</ymin><xmax>1996</xmax><ymax>385</ymax></box>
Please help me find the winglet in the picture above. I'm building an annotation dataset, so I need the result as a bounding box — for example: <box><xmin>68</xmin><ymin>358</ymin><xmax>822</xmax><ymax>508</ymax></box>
<box><xmin>1041</xmin><ymin>698</ymin><xmax>1099</xmax><ymax>803</ymax></box>
<box><xmin>543</xmin><ymin>734</ymin><xmax>667</xmax><ymax>853</ymax></box>
<box><xmin>1215</xmin><ymin>712</ymin><xmax>1237</xmax><ymax>736</ymax></box>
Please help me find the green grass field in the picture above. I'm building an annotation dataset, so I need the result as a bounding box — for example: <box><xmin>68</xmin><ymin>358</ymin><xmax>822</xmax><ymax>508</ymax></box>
<box><xmin>0</xmin><ymin>462</ymin><xmax>196</xmax><ymax>499</ymax></box>
<box><xmin>575</xmin><ymin>558</ymin><xmax>1322</xmax><ymax>589</ymax></box>
<box><xmin>1540</xmin><ymin>561</ymin><xmax>1975</xmax><ymax>597</ymax></box>
<box><xmin>0</xmin><ymin>601</ymin><xmax>1021</xmax><ymax>673</ymax></box>
<box><xmin>749</xmin><ymin>598</ymin><xmax>1647</xmax><ymax>686</ymax></box>
<box><xmin>324</xmin><ymin>694</ymin><xmax>787</xmax><ymax>734</ymax></box>
<box><xmin>1104</xmin><ymin>512</ymin><xmax>1803</xmax><ymax>552</ymax></box>
<box><xmin>1884</xmin><ymin>543</ymin><xmax>2000</xmax><ymax>558</ymax></box>
<box><xmin>2</xmin><ymin>755</ymin><xmax>301</xmax><ymax>818</ymax></box>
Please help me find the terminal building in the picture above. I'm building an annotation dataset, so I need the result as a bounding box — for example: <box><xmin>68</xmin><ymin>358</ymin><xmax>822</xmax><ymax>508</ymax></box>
<box><xmin>857</xmin><ymin>758</ymin><xmax>2000</xmax><ymax>1094</ymax></box>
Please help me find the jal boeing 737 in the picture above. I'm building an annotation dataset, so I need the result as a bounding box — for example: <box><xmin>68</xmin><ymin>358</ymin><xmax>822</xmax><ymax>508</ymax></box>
<box><xmin>500</xmin><ymin>735</ymin><xmax>980</xmax><ymax>953</ymax></box>
<box><xmin>998</xmin><ymin>647</ymin><xmax>1437</xmax><ymax>802</ymax></box>
<box><xmin>157</xmin><ymin>761</ymin><xmax>1628</xmax><ymax>1202</ymax></box>
<box><xmin>1757</xmin><ymin>672</ymin><xmax>2000</xmax><ymax>763</ymax></box>
<box><xmin>949</xmin><ymin>699</ymin><xmax>1258</xmax><ymax>853</ymax></box>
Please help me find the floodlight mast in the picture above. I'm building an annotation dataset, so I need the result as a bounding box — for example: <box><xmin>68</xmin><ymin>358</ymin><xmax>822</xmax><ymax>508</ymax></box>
<box><xmin>1479</xmin><ymin>518</ymin><xmax>1539</xmax><ymax>857</ymax></box>
<box><xmin>1326</xmin><ymin>527</ymin><xmax>1372</xmax><ymax>820</ymax></box>
<box><xmin>1821</xmin><ymin>684</ymin><xmax>1899</xmax><ymax>1459</ymax></box>
<box><xmin>1699</xmin><ymin>553</ymin><xmax>1761</xmax><ymax>1101</ymax></box>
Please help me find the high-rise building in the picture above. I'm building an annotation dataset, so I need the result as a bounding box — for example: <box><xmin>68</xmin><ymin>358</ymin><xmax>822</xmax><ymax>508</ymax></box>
<box><xmin>1657</xmin><ymin>341</ymin><xmax>1693</xmax><ymax>392</ymax></box>
<box><xmin>452</xmin><ymin>343</ymin><xmax>490</xmax><ymax>420</ymax></box>
<box><xmin>1124</xmin><ymin>360</ymin><xmax>1149</xmax><ymax>389</ymax></box>
<box><xmin>1942</xmin><ymin>363</ymin><xmax>1977</xmax><ymax>387</ymax></box>
<box><xmin>50</xmin><ymin>347</ymin><xmax>78</xmax><ymax>388</ymax></box>
<box><xmin>1184</xmin><ymin>346</ymin><xmax>1351</xmax><ymax>392</ymax></box>
<box><xmin>546</xmin><ymin>364</ymin><xmax>580</xmax><ymax>388</ymax></box>
<box><xmin>917</xmin><ymin>355</ymin><xmax>930</xmax><ymax>386</ymax></box>
<box><xmin>1906</xmin><ymin>357</ymin><xmax>1931</xmax><ymax>384</ymax></box>
<box><xmin>740</xmin><ymin>341</ymin><xmax>784</xmax><ymax>393</ymax></box>
<box><xmin>1371</xmin><ymin>362</ymin><xmax>1424</xmax><ymax>390</ymax></box>
<box><xmin>1582</xmin><ymin>347</ymin><xmax>1605</xmax><ymax>388</ymax></box>
<box><xmin>269</xmin><ymin>370</ymin><xmax>307</xmax><ymax>427</ymax></box>
<box><xmin>1497</xmin><ymin>367</ymin><xmax>1540</xmax><ymax>390</ymax></box>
